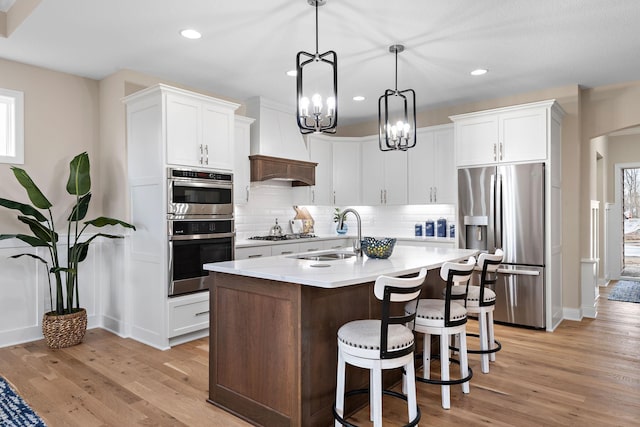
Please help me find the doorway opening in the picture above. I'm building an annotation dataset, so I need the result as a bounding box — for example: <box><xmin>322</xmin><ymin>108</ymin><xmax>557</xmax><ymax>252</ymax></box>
<box><xmin>622</xmin><ymin>167</ymin><xmax>640</xmax><ymax>277</ymax></box>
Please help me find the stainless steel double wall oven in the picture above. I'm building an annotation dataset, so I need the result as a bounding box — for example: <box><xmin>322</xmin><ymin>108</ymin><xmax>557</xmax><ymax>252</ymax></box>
<box><xmin>167</xmin><ymin>168</ymin><xmax>234</xmax><ymax>297</ymax></box>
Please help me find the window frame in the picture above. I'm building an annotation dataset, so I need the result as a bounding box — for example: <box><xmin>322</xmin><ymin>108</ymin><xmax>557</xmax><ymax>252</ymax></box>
<box><xmin>0</xmin><ymin>87</ymin><xmax>24</xmax><ymax>164</ymax></box>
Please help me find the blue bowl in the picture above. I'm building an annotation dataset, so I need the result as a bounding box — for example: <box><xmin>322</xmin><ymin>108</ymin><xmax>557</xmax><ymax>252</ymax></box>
<box><xmin>361</xmin><ymin>237</ymin><xmax>396</xmax><ymax>259</ymax></box>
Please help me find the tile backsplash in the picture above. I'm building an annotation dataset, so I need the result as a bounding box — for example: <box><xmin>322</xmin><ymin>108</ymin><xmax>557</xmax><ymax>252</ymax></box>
<box><xmin>235</xmin><ymin>182</ymin><xmax>456</xmax><ymax>239</ymax></box>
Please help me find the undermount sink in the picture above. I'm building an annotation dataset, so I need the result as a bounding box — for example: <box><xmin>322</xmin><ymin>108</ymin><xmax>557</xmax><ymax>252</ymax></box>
<box><xmin>289</xmin><ymin>251</ymin><xmax>356</xmax><ymax>261</ymax></box>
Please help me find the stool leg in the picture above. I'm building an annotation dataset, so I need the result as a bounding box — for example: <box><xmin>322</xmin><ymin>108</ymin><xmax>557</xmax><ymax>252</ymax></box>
<box><xmin>335</xmin><ymin>349</ymin><xmax>346</xmax><ymax>427</ymax></box>
<box><xmin>369</xmin><ymin>369</ymin><xmax>375</xmax><ymax>422</ymax></box>
<box><xmin>423</xmin><ymin>333</ymin><xmax>431</xmax><ymax>380</ymax></box>
<box><xmin>488</xmin><ymin>310</ymin><xmax>496</xmax><ymax>362</ymax></box>
<box><xmin>371</xmin><ymin>366</ymin><xmax>383</xmax><ymax>427</ymax></box>
<box><xmin>459</xmin><ymin>331</ymin><xmax>470</xmax><ymax>394</ymax></box>
<box><xmin>479</xmin><ymin>310</ymin><xmax>490</xmax><ymax>373</ymax></box>
<box><xmin>405</xmin><ymin>357</ymin><xmax>418</xmax><ymax>423</ymax></box>
<box><xmin>440</xmin><ymin>333</ymin><xmax>450</xmax><ymax>409</ymax></box>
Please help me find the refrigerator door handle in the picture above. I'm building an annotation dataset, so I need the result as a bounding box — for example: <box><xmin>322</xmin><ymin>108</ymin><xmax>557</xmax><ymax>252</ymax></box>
<box><xmin>495</xmin><ymin>172</ymin><xmax>503</xmax><ymax>249</ymax></box>
<box><xmin>495</xmin><ymin>268</ymin><xmax>540</xmax><ymax>276</ymax></box>
<box><xmin>489</xmin><ymin>173</ymin><xmax>496</xmax><ymax>251</ymax></box>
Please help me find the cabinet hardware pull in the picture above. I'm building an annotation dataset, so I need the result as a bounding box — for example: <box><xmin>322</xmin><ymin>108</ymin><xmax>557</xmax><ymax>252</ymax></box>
<box><xmin>195</xmin><ymin>311</ymin><xmax>209</xmax><ymax>316</ymax></box>
<box><xmin>380</xmin><ymin>189</ymin><xmax>383</xmax><ymax>204</ymax></box>
<box><xmin>384</xmin><ymin>189</ymin><xmax>387</xmax><ymax>204</ymax></box>
<box><xmin>205</xmin><ymin>144</ymin><xmax>209</xmax><ymax>165</ymax></box>
<box><xmin>499</xmin><ymin>142</ymin><xmax>503</xmax><ymax>161</ymax></box>
<box><xmin>433</xmin><ymin>187</ymin><xmax>437</xmax><ymax>202</ymax></box>
<box><xmin>306</xmin><ymin>248</ymin><xmax>320</xmax><ymax>252</ymax></box>
<box><xmin>312</xmin><ymin>189</ymin><xmax>315</xmax><ymax>203</ymax></box>
<box><xmin>200</xmin><ymin>144</ymin><xmax>204</xmax><ymax>164</ymax></box>
<box><xmin>248</xmin><ymin>254</ymin><xmax>263</xmax><ymax>258</ymax></box>
<box><xmin>493</xmin><ymin>143</ymin><xmax>497</xmax><ymax>161</ymax></box>
<box><xmin>246</xmin><ymin>185</ymin><xmax>249</xmax><ymax>203</ymax></box>
<box><xmin>281</xmin><ymin>251</ymin><xmax>294</xmax><ymax>254</ymax></box>
<box><xmin>333</xmin><ymin>191</ymin><xmax>336</xmax><ymax>205</ymax></box>
<box><xmin>429</xmin><ymin>187</ymin><xmax>433</xmax><ymax>203</ymax></box>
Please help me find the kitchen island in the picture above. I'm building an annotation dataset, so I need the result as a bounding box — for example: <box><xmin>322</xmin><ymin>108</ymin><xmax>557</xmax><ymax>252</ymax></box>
<box><xmin>204</xmin><ymin>245</ymin><xmax>476</xmax><ymax>427</ymax></box>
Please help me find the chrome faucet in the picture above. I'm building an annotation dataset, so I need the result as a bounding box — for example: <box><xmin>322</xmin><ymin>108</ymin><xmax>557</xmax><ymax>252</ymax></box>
<box><xmin>339</xmin><ymin>208</ymin><xmax>362</xmax><ymax>256</ymax></box>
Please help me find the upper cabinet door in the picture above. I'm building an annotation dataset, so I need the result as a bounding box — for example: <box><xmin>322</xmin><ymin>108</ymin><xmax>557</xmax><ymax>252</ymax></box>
<box><xmin>166</xmin><ymin>93</ymin><xmax>202</xmax><ymax>167</ymax></box>
<box><xmin>333</xmin><ymin>138</ymin><xmax>361</xmax><ymax>205</ymax></box>
<box><xmin>202</xmin><ymin>101</ymin><xmax>235</xmax><ymax>171</ymax></box>
<box><xmin>165</xmin><ymin>91</ymin><xmax>237</xmax><ymax>170</ymax></box>
<box><xmin>454</xmin><ymin>115</ymin><xmax>498</xmax><ymax>167</ymax></box>
<box><xmin>308</xmin><ymin>135</ymin><xmax>333</xmax><ymax>205</ymax></box>
<box><xmin>499</xmin><ymin>108</ymin><xmax>547</xmax><ymax>163</ymax></box>
<box><xmin>234</xmin><ymin>116</ymin><xmax>254</xmax><ymax>205</ymax></box>
<box><xmin>361</xmin><ymin>139</ymin><xmax>385</xmax><ymax>205</ymax></box>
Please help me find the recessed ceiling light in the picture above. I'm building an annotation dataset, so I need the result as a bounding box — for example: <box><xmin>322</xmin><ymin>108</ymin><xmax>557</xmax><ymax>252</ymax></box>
<box><xmin>286</xmin><ymin>69</ymin><xmax>297</xmax><ymax>77</ymax></box>
<box><xmin>470</xmin><ymin>68</ymin><xmax>488</xmax><ymax>76</ymax></box>
<box><xmin>353</xmin><ymin>96</ymin><xmax>365</xmax><ymax>101</ymax></box>
<box><xmin>180</xmin><ymin>29</ymin><xmax>202</xmax><ymax>40</ymax></box>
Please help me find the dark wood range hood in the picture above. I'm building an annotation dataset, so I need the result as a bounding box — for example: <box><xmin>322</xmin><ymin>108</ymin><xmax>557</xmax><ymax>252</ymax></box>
<box><xmin>249</xmin><ymin>154</ymin><xmax>317</xmax><ymax>187</ymax></box>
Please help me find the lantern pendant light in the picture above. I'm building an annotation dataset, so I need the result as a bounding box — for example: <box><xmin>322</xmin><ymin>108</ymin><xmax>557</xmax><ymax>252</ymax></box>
<box><xmin>378</xmin><ymin>44</ymin><xmax>417</xmax><ymax>151</ymax></box>
<box><xmin>296</xmin><ymin>0</ymin><xmax>338</xmax><ymax>134</ymax></box>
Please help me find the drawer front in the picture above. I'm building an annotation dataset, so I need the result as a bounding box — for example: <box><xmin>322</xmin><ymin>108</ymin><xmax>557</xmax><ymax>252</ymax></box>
<box><xmin>235</xmin><ymin>246</ymin><xmax>272</xmax><ymax>260</ymax></box>
<box><xmin>168</xmin><ymin>295</ymin><xmax>209</xmax><ymax>338</ymax></box>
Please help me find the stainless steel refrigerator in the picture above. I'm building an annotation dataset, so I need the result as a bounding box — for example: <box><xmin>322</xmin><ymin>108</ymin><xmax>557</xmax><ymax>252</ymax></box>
<box><xmin>457</xmin><ymin>163</ymin><xmax>545</xmax><ymax>329</ymax></box>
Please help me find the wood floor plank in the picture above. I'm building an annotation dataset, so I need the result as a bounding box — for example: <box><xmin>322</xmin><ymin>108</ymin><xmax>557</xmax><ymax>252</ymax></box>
<box><xmin>0</xmin><ymin>282</ymin><xmax>638</xmax><ymax>426</ymax></box>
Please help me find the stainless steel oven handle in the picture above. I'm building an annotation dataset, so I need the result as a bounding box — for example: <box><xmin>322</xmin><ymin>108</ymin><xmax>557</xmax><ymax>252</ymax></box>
<box><xmin>169</xmin><ymin>178</ymin><xmax>232</xmax><ymax>189</ymax></box>
<box><xmin>168</xmin><ymin>241</ymin><xmax>174</xmax><ymax>295</ymax></box>
<box><xmin>169</xmin><ymin>232</ymin><xmax>235</xmax><ymax>241</ymax></box>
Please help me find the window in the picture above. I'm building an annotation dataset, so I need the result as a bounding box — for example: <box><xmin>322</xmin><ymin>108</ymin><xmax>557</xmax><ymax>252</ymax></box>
<box><xmin>0</xmin><ymin>88</ymin><xmax>24</xmax><ymax>164</ymax></box>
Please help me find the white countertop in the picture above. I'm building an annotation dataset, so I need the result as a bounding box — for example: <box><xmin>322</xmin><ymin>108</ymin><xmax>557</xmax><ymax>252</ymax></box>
<box><xmin>205</xmin><ymin>245</ymin><xmax>477</xmax><ymax>288</ymax></box>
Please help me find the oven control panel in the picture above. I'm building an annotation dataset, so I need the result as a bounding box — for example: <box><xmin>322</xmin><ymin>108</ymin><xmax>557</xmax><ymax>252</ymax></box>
<box><xmin>171</xmin><ymin>220</ymin><xmax>233</xmax><ymax>236</ymax></box>
<box><xmin>169</xmin><ymin>168</ymin><xmax>232</xmax><ymax>182</ymax></box>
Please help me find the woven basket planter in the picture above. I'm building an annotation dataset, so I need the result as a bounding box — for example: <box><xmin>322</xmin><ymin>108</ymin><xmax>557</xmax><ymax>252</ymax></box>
<box><xmin>42</xmin><ymin>308</ymin><xmax>87</xmax><ymax>349</ymax></box>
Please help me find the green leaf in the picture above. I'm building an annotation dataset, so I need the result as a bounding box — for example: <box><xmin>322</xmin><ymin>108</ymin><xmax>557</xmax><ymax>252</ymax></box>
<box><xmin>8</xmin><ymin>168</ymin><xmax>51</xmax><ymax>210</ymax></box>
<box><xmin>0</xmin><ymin>198</ymin><xmax>48</xmax><ymax>222</ymax></box>
<box><xmin>11</xmin><ymin>253</ymin><xmax>50</xmax><ymax>265</ymax></box>
<box><xmin>0</xmin><ymin>234</ymin><xmax>50</xmax><ymax>247</ymax></box>
<box><xmin>67</xmin><ymin>152</ymin><xmax>91</xmax><ymax>196</ymax></box>
<box><xmin>68</xmin><ymin>193</ymin><xmax>91</xmax><ymax>222</ymax></box>
<box><xmin>17</xmin><ymin>215</ymin><xmax>57</xmax><ymax>243</ymax></box>
<box><xmin>71</xmin><ymin>242</ymin><xmax>90</xmax><ymax>263</ymax></box>
<box><xmin>85</xmin><ymin>217</ymin><xmax>136</xmax><ymax>230</ymax></box>
<box><xmin>51</xmin><ymin>266</ymin><xmax>75</xmax><ymax>274</ymax></box>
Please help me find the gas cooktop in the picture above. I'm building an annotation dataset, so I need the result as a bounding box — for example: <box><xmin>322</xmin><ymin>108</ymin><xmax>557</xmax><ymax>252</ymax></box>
<box><xmin>248</xmin><ymin>234</ymin><xmax>317</xmax><ymax>241</ymax></box>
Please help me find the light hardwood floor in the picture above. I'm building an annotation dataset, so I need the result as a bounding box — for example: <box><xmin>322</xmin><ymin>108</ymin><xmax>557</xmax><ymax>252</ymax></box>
<box><xmin>1</xmin><ymin>283</ymin><xmax>639</xmax><ymax>426</ymax></box>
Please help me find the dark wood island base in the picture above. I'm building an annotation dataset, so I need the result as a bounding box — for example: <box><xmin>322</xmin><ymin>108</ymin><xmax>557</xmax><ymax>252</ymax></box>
<box><xmin>207</xmin><ymin>271</ymin><xmax>406</xmax><ymax>427</ymax></box>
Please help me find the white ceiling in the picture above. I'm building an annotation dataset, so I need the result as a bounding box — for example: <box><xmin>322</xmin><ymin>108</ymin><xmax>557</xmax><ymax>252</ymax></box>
<box><xmin>2</xmin><ymin>0</ymin><xmax>640</xmax><ymax>126</ymax></box>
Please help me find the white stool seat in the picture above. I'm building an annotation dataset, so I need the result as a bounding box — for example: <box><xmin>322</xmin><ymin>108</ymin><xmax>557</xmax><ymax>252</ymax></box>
<box><xmin>338</xmin><ymin>320</ymin><xmax>414</xmax><ymax>356</ymax></box>
<box><xmin>465</xmin><ymin>285</ymin><xmax>496</xmax><ymax>306</ymax></box>
<box><xmin>414</xmin><ymin>299</ymin><xmax>467</xmax><ymax>326</ymax></box>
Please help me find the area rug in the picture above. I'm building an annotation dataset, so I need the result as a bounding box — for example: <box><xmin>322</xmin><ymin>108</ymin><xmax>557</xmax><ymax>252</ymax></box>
<box><xmin>608</xmin><ymin>280</ymin><xmax>640</xmax><ymax>303</ymax></box>
<box><xmin>0</xmin><ymin>376</ymin><xmax>47</xmax><ymax>426</ymax></box>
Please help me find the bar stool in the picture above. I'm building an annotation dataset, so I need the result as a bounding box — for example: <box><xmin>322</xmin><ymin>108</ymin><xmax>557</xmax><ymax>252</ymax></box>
<box><xmin>411</xmin><ymin>257</ymin><xmax>475</xmax><ymax>409</ymax></box>
<box><xmin>463</xmin><ymin>250</ymin><xmax>503</xmax><ymax>373</ymax></box>
<box><xmin>334</xmin><ymin>268</ymin><xmax>427</xmax><ymax>427</ymax></box>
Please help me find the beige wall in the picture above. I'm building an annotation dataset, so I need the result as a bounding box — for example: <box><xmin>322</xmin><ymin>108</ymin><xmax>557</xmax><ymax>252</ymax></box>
<box><xmin>0</xmin><ymin>57</ymin><xmax>99</xmax><ymax>231</ymax></box>
<box><xmin>607</xmin><ymin>134</ymin><xmax>640</xmax><ymax>200</ymax></box>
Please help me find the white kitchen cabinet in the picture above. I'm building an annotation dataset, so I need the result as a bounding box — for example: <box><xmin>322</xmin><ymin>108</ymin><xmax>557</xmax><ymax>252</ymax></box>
<box><xmin>361</xmin><ymin>136</ymin><xmax>407</xmax><ymax>205</ymax></box>
<box><xmin>167</xmin><ymin>292</ymin><xmax>209</xmax><ymax>339</ymax></box>
<box><xmin>408</xmin><ymin>124</ymin><xmax>456</xmax><ymax>204</ymax></box>
<box><xmin>332</xmin><ymin>138</ymin><xmax>361</xmax><ymax>205</ymax></box>
<box><xmin>294</xmin><ymin>134</ymin><xmax>334</xmax><ymax>205</ymax></box>
<box><xmin>451</xmin><ymin>100</ymin><xmax>556</xmax><ymax>167</ymax></box>
<box><xmin>271</xmin><ymin>243</ymin><xmax>300</xmax><ymax>256</ymax></box>
<box><xmin>165</xmin><ymin>88</ymin><xmax>238</xmax><ymax>170</ymax></box>
<box><xmin>234</xmin><ymin>116</ymin><xmax>255</xmax><ymax>205</ymax></box>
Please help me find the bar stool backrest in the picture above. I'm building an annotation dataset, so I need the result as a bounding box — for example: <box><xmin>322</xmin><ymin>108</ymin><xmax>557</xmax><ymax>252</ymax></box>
<box><xmin>478</xmin><ymin>249</ymin><xmax>504</xmax><ymax>307</ymax></box>
<box><xmin>440</xmin><ymin>257</ymin><xmax>476</xmax><ymax>327</ymax></box>
<box><xmin>374</xmin><ymin>268</ymin><xmax>427</xmax><ymax>360</ymax></box>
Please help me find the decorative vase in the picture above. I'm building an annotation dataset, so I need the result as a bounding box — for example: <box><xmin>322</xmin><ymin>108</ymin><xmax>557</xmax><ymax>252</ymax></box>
<box><xmin>336</xmin><ymin>223</ymin><xmax>348</xmax><ymax>235</ymax></box>
<box><xmin>42</xmin><ymin>308</ymin><xmax>87</xmax><ymax>349</ymax></box>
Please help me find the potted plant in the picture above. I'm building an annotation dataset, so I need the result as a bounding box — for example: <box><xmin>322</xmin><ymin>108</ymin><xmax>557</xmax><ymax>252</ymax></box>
<box><xmin>0</xmin><ymin>152</ymin><xmax>135</xmax><ymax>348</ymax></box>
<box><xmin>333</xmin><ymin>208</ymin><xmax>348</xmax><ymax>235</ymax></box>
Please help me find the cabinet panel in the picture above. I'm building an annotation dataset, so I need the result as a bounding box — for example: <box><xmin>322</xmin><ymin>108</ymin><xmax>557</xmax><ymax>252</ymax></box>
<box><xmin>234</xmin><ymin>116</ymin><xmax>254</xmax><ymax>205</ymax></box>
<box><xmin>166</xmin><ymin>94</ymin><xmax>201</xmax><ymax>167</ymax></box>
<box><xmin>235</xmin><ymin>246</ymin><xmax>272</xmax><ymax>260</ymax></box>
<box><xmin>408</xmin><ymin>125</ymin><xmax>455</xmax><ymax>204</ymax></box>
<box><xmin>500</xmin><ymin>108</ymin><xmax>547</xmax><ymax>163</ymax></box>
<box><xmin>271</xmin><ymin>243</ymin><xmax>300</xmax><ymax>256</ymax></box>
<box><xmin>454</xmin><ymin>116</ymin><xmax>497</xmax><ymax>166</ymax></box>
<box><xmin>168</xmin><ymin>293</ymin><xmax>209</xmax><ymax>338</ymax></box>
<box><xmin>202</xmin><ymin>103</ymin><xmax>234</xmax><ymax>170</ymax></box>
<box><xmin>309</xmin><ymin>136</ymin><xmax>333</xmax><ymax>205</ymax></box>
<box><xmin>361</xmin><ymin>137</ymin><xmax>407</xmax><ymax>205</ymax></box>
<box><xmin>333</xmin><ymin>140</ymin><xmax>361</xmax><ymax>205</ymax></box>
